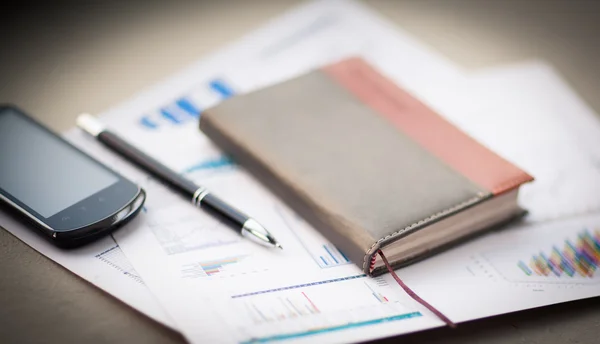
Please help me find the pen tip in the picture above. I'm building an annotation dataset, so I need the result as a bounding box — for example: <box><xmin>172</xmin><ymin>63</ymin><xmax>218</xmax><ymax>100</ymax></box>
<box><xmin>276</xmin><ymin>243</ymin><xmax>283</xmax><ymax>250</ymax></box>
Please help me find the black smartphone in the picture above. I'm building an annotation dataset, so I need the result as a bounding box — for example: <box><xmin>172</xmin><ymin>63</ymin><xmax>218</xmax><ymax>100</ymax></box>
<box><xmin>0</xmin><ymin>104</ymin><xmax>146</xmax><ymax>247</ymax></box>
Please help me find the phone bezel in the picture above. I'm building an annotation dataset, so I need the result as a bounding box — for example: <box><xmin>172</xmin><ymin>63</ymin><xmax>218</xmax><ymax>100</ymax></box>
<box><xmin>0</xmin><ymin>104</ymin><xmax>146</xmax><ymax>245</ymax></box>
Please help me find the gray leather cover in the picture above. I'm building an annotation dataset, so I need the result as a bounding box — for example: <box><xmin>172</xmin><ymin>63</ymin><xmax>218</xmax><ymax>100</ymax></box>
<box><xmin>200</xmin><ymin>70</ymin><xmax>488</xmax><ymax>274</ymax></box>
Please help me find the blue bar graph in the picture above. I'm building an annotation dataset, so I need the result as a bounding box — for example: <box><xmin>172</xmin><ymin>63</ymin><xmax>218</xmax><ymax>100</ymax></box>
<box><xmin>140</xmin><ymin>116</ymin><xmax>158</xmax><ymax>129</ymax></box>
<box><xmin>275</xmin><ymin>206</ymin><xmax>352</xmax><ymax>269</ymax></box>
<box><xmin>320</xmin><ymin>256</ymin><xmax>328</xmax><ymax>266</ymax></box>
<box><xmin>323</xmin><ymin>245</ymin><xmax>339</xmax><ymax>264</ymax></box>
<box><xmin>138</xmin><ymin>78</ymin><xmax>235</xmax><ymax>130</ymax></box>
<box><xmin>209</xmin><ymin>79</ymin><xmax>235</xmax><ymax>99</ymax></box>
<box><xmin>318</xmin><ymin>244</ymin><xmax>350</xmax><ymax>268</ymax></box>
<box><xmin>176</xmin><ymin>97</ymin><xmax>201</xmax><ymax>117</ymax></box>
<box><xmin>160</xmin><ymin>108</ymin><xmax>182</xmax><ymax>124</ymax></box>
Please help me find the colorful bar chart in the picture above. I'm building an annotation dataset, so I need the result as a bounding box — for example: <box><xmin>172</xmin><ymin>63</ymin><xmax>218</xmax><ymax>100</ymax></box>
<box><xmin>518</xmin><ymin>229</ymin><xmax>600</xmax><ymax>278</ymax></box>
<box><xmin>181</xmin><ymin>256</ymin><xmax>246</xmax><ymax>278</ymax></box>
<box><xmin>364</xmin><ymin>282</ymin><xmax>389</xmax><ymax>303</ymax></box>
<box><xmin>200</xmin><ymin>256</ymin><xmax>245</xmax><ymax>276</ymax></box>
<box><xmin>483</xmin><ymin>226</ymin><xmax>600</xmax><ymax>285</ymax></box>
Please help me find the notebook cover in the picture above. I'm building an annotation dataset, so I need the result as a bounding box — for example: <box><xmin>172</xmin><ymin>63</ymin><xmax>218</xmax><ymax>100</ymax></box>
<box><xmin>200</xmin><ymin>57</ymin><xmax>533</xmax><ymax>275</ymax></box>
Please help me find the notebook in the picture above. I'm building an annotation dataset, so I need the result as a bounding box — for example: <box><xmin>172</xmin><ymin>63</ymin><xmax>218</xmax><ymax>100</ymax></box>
<box><xmin>199</xmin><ymin>57</ymin><xmax>534</xmax><ymax>276</ymax></box>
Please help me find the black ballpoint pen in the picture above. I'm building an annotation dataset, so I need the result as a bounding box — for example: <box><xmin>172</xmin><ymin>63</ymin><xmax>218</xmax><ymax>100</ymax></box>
<box><xmin>76</xmin><ymin>114</ymin><xmax>282</xmax><ymax>249</ymax></box>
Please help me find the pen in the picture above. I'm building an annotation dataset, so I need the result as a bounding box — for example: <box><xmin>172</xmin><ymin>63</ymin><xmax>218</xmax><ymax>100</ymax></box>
<box><xmin>76</xmin><ymin>114</ymin><xmax>282</xmax><ymax>250</ymax></box>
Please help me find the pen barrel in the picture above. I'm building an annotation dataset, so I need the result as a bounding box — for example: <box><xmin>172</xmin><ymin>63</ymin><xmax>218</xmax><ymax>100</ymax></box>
<box><xmin>200</xmin><ymin>193</ymin><xmax>248</xmax><ymax>229</ymax></box>
<box><xmin>98</xmin><ymin>131</ymin><xmax>199</xmax><ymax>196</ymax></box>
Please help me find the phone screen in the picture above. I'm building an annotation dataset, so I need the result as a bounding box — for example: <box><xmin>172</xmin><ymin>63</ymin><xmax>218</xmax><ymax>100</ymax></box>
<box><xmin>0</xmin><ymin>108</ymin><xmax>119</xmax><ymax>218</ymax></box>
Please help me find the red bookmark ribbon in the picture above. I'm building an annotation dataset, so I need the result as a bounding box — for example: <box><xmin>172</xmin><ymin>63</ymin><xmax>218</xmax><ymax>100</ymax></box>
<box><xmin>377</xmin><ymin>249</ymin><xmax>456</xmax><ymax>328</ymax></box>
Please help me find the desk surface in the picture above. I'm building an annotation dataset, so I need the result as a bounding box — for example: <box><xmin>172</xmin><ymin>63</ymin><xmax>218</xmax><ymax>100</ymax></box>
<box><xmin>1</xmin><ymin>1</ymin><xmax>599</xmax><ymax>343</ymax></box>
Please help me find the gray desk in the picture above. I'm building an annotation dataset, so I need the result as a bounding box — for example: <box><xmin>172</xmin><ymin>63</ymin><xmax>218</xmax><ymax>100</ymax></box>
<box><xmin>1</xmin><ymin>1</ymin><xmax>599</xmax><ymax>343</ymax></box>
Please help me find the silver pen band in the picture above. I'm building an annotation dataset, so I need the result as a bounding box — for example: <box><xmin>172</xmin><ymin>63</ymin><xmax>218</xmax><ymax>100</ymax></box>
<box><xmin>191</xmin><ymin>186</ymin><xmax>210</xmax><ymax>207</ymax></box>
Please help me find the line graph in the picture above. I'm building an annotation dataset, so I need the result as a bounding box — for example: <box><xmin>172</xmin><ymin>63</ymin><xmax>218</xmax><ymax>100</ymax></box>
<box><xmin>181</xmin><ymin>155</ymin><xmax>237</xmax><ymax>180</ymax></box>
<box><xmin>231</xmin><ymin>274</ymin><xmax>366</xmax><ymax>298</ymax></box>
<box><xmin>147</xmin><ymin>205</ymin><xmax>240</xmax><ymax>255</ymax></box>
<box><xmin>182</xmin><ymin>155</ymin><xmax>235</xmax><ymax>174</ymax></box>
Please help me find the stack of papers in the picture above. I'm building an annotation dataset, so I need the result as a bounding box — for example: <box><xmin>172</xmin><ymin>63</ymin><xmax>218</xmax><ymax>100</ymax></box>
<box><xmin>2</xmin><ymin>0</ymin><xmax>599</xmax><ymax>342</ymax></box>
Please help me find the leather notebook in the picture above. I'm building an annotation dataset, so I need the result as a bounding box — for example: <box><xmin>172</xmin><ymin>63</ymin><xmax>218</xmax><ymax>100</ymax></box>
<box><xmin>200</xmin><ymin>57</ymin><xmax>534</xmax><ymax>276</ymax></box>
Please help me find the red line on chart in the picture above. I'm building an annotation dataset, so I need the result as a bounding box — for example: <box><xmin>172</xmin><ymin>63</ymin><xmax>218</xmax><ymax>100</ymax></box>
<box><xmin>302</xmin><ymin>292</ymin><xmax>320</xmax><ymax>313</ymax></box>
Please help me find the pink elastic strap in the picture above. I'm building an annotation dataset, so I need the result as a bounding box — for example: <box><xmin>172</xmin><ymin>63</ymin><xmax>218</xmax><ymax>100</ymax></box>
<box><xmin>378</xmin><ymin>250</ymin><xmax>456</xmax><ymax>328</ymax></box>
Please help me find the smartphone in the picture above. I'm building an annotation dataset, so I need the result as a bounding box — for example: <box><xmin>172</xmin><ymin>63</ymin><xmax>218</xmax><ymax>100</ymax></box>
<box><xmin>0</xmin><ymin>104</ymin><xmax>146</xmax><ymax>247</ymax></box>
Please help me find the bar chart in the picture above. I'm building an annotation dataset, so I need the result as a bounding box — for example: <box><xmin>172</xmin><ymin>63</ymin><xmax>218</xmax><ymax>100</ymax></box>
<box><xmin>275</xmin><ymin>205</ymin><xmax>352</xmax><ymax>269</ymax></box>
<box><xmin>181</xmin><ymin>255</ymin><xmax>249</xmax><ymax>278</ymax></box>
<box><xmin>483</xmin><ymin>227</ymin><xmax>600</xmax><ymax>285</ymax></box>
<box><xmin>138</xmin><ymin>78</ymin><xmax>235</xmax><ymax>130</ymax></box>
<box><xmin>518</xmin><ymin>229</ymin><xmax>599</xmax><ymax>278</ymax></box>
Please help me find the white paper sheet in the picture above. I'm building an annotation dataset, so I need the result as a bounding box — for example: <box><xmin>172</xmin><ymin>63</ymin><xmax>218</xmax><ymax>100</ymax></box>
<box><xmin>442</xmin><ymin>61</ymin><xmax>600</xmax><ymax>222</ymax></box>
<box><xmin>403</xmin><ymin>214</ymin><xmax>600</xmax><ymax>322</ymax></box>
<box><xmin>67</xmin><ymin>129</ymin><xmax>446</xmax><ymax>343</ymax></box>
<box><xmin>3</xmin><ymin>0</ymin><xmax>464</xmax><ymax>330</ymax></box>
<box><xmin>0</xmin><ymin>213</ymin><xmax>174</xmax><ymax>327</ymax></box>
<box><xmin>399</xmin><ymin>61</ymin><xmax>600</xmax><ymax>322</ymax></box>
<box><xmin>106</xmin><ymin>56</ymin><xmax>600</xmax><ymax>342</ymax></box>
<box><xmin>70</xmin><ymin>0</ymin><xmax>469</xmax><ymax>342</ymax></box>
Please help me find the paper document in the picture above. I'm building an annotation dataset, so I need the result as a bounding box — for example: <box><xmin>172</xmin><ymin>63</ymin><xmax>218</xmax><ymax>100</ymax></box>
<box><xmin>0</xmin><ymin>213</ymin><xmax>174</xmax><ymax>327</ymax></box>
<box><xmin>69</xmin><ymin>0</ymin><xmax>468</xmax><ymax>342</ymax></box>
<box><xmin>442</xmin><ymin>61</ymin><xmax>600</xmax><ymax>222</ymax></box>
<box><xmin>399</xmin><ymin>61</ymin><xmax>600</xmax><ymax>322</ymax></box>
<box><xmin>404</xmin><ymin>213</ymin><xmax>600</xmax><ymax>322</ymax></box>
<box><xmin>106</xmin><ymin>57</ymin><xmax>600</xmax><ymax>341</ymax></box>
<box><xmin>68</xmin><ymin>127</ymin><xmax>448</xmax><ymax>343</ymax></box>
<box><xmin>2</xmin><ymin>0</ymin><xmax>463</xmax><ymax>330</ymax></box>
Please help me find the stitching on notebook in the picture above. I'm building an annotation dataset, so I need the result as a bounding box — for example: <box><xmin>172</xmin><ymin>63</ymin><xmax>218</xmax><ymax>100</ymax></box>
<box><xmin>492</xmin><ymin>175</ymin><xmax>533</xmax><ymax>194</ymax></box>
<box><xmin>362</xmin><ymin>194</ymin><xmax>486</xmax><ymax>274</ymax></box>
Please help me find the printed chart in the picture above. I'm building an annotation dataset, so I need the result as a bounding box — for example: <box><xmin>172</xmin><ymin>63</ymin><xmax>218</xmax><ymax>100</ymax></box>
<box><xmin>147</xmin><ymin>205</ymin><xmax>240</xmax><ymax>255</ymax></box>
<box><xmin>483</xmin><ymin>227</ymin><xmax>600</xmax><ymax>285</ymax></box>
<box><xmin>275</xmin><ymin>205</ymin><xmax>352</xmax><ymax>269</ymax></box>
<box><xmin>95</xmin><ymin>244</ymin><xmax>144</xmax><ymax>284</ymax></box>
<box><xmin>138</xmin><ymin>78</ymin><xmax>235</xmax><ymax>130</ymax></box>
<box><xmin>181</xmin><ymin>255</ymin><xmax>251</xmax><ymax>278</ymax></box>
<box><xmin>229</xmin><ymin>274</ymin><xmax>421</xmax><ymax>343</ymax></box>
